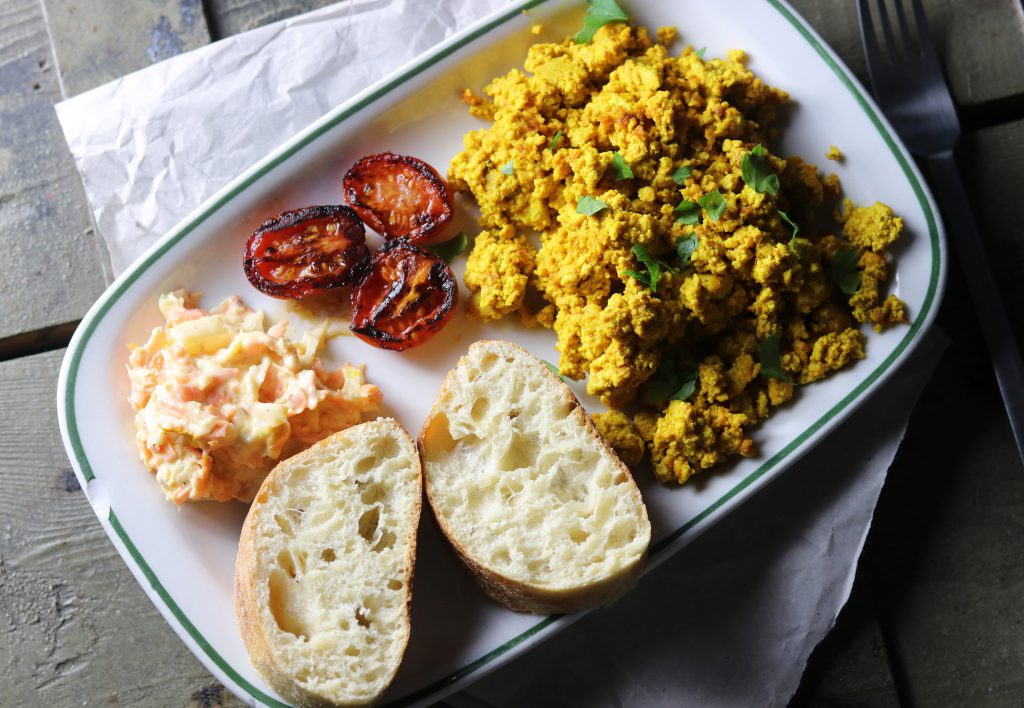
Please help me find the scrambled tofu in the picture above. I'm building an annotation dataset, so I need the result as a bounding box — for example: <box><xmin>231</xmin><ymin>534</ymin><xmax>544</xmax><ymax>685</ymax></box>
<box><xmin>450</xmin><ymin>23</ymin><xmax>908</xmax><ymax>484</ymax></box>
<box><xmin>843</xmin><ymin>200</ymin><xmax>903</xmax><ymax>252</ymax></box>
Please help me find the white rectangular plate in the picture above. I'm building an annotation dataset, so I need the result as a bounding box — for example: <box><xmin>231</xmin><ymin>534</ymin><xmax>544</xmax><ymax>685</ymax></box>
<box><xmin>58</xmin><ymin>0</ymin><xmax>946</xmax><ymax>705</ymax></box>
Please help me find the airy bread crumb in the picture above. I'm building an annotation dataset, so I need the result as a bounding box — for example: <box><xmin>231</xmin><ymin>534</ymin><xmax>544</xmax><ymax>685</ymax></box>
<box><xmin>234</xmin><ymin>419</ymin><xmax>420</xmax><ymax>707</ymax></box>
<box><xmin>419</xmin><ymin>340</ymin><xmax>651</xmax><ymax>614</ymax></box>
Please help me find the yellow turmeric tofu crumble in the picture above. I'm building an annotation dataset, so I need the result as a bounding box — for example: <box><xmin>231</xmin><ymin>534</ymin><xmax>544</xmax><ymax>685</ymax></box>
<box><xmin>448</xmin><ymin>21</ymin><xmax>908</xmax><ymax>485</ymax></box>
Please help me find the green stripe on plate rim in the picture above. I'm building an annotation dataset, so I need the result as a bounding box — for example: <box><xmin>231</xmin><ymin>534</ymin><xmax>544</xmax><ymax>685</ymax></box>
<box><xmin>107</xmin><ymin>510</ymin><xmax>290</xmax><ymax>707</ymax></box>
<box><xmin>62</xmin><ymin>0</ymin><xmax>943</xmax><ymax>705</ymax></box>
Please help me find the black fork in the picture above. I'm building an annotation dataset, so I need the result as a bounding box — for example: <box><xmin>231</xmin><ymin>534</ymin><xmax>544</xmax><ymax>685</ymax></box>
<box><xmin>859</xmin><ymin>0</ymin><xmax>1024</xmax><ymax>463</ymax></box>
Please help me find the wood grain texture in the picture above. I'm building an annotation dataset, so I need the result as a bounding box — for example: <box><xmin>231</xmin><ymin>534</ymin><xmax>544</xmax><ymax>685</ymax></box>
<box><xmin>204</xmin><ymin>0</ymin><xmax>337</xmax><ymax>36</ymax></box>
<box><xmin>866</xmin><ymin>118</ymin><xmax>1024</xmax><ymax>708</ymax></box>
<box><xmin>961</xmin><ymin>119</ymin><xmax>1024</xmax><ymax>331</ymax></box>
<box><xmin>42</xmin><ymin>0</ymin><xmax>211</xmax><ymax>97</ymax></box>
<box><xmin>817</xmin><ymin>121</ymin><xmax>1024</xmax><ymax>707</ymax></box>
<box><xmin>0</xmin><ymin>0</ymin><xmax>105</xmax><ymax>345</ymax></box>
<box><xmin>0</xmin><ymin>351</ymin><xmax>242</xmax><ymax>707</ymax></box>
<box><xmin>863</xmin><ymin>339</ymin><xmax>1024</xmax><ymax>707</ymax></box>
<box><xmin>786</xmin><ymin>0</ymin><xmax>1024</xmax><ymax>108</ymax></box>
<box><xmin>792</xmin><ymin>584</ymin><xmax>902</xmax><ymax>707</ymax></box>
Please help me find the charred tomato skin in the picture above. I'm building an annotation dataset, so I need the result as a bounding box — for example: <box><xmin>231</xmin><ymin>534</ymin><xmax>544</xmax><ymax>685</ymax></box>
<box><xmin>350</xmin><ymin>239</ymin><xmax>458</xmax><ymax>351</ymax></box>
<box><xmin>243</xmin><ymin>204</ymin><xmax>370</xmax><ymax>299</ymax></box>
<box><xmin>343</xmin><ymin>152</ymin><xmax>454</xmax><ymax>244</ymax></box>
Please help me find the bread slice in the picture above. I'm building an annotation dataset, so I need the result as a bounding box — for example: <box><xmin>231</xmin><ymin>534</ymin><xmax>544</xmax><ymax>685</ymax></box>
<box><xmin>418</xmin><ymin>340</ymin><xmax>651</xmax><ymax>614</ymax></box>
<box><xmin>234</xmin><ymin>418</ymin><xmax>420</xmax><ymax>707</ymax></box>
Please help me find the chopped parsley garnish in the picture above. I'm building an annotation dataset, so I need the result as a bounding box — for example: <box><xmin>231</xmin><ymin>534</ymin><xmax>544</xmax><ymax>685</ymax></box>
<box><xmin>549</xmin><ymin>129</ymin><xmax>564</xmax><ymax>151</ymax></box>
<box><xmin>624</xmin><ymin>243</ymin><xmax>674</xmax><ymax>293</ymax></box>
<box><xmin>699</xmin><ymin>190</ymin><xmax>727</xmax><ymax>221</ymax></box>
<box><xmin>577</xmin><ymin>195</ymin><xmax>608</xmax><ymax>216</ymax></box>
<box><xmin>429</xmin><ymin>231</ymin><xmax>468</xmax><ymax>263</ymax></box>
<box><xmin>674</xmin><ymin>199</ymin><xmax>702</xmax><ymax>225</ymax></box>
<box><xmin>671</xmin><ymin>165</ymin><xmax>692</xmax><ymax>185</ymax></box>
<box><xmin>829</xmin><ymin>248</ymin><xmax>861</xmax><ymax>295</ymax></box>
<box><xmin>543</xmin><ymin>359</ymin><xmax>568</xmax><ymax>382</ymax></box>
<box><xmin>779</xmin><ymin>209</ymin><xmax>800</xmax><ymax>252</ymax></box>
<box><xmin>574</xmin><ymin>0</ymin><xmax>629</xmax><ymax>43</ymax></box>
<box><xmin>647</xmin><ymin>354</ymin><xmax>698</xmax><ymax>404</ymax></box>
<box><xmin>500</xmin><ymin>160</ymin><xmax>515</xmax><ymax>175</ymax></box>
<box><xmin>609</xmin><ymin>152</ymin><xmax>634</xmax><ymax>180</ymax></box>
<box><xmin>757</xmin><ymin>331</ymin><xmax>791</xmax><ymax>382</ymax></box>
<box><xmin>741</xmin><ymin>145</ymin><xmax>780</xmax><ymax>196</ymax></box>
<box><xmin>695</xmin><ymin>46</ymin><xmax>707</xmax><ymax>59</ymax></box>
<box><xmin>675</xmin><ymin>234</ymin><xmax>699</xmax><ymax>265</ymax></box>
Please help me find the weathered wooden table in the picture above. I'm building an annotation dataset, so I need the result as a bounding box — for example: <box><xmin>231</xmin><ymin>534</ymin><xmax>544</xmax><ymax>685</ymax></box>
<box><xmin>2</xmin><ymin>0</ymin><xmax>1022</xmax><ymax>705</ymax></box>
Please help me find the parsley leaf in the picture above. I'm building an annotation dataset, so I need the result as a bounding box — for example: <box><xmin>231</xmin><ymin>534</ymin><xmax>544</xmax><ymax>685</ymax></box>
<box><xmin>626</xmin><ymin>243</ymin><xmax>674</xmax><ymax>293</ymax></box>
<box><xmin>428</xmin><ymin>231</ymin><xmax>468</xmax><ymax>263</ymax></box>
<box><xmin>675</xmin><ymin>233</ymin><xmax>699</xmax><ymax>264</ymax></box>
<box><xmin>675</xmin><ymin>234</ymin><xmax>699</xmax><ymax>265</ymax></box>
<box><xmin>757</xmin><ymin>331</ymin><xmax>791</xmax><ymax>382</ymax></box>
<box><xmin>549</xmin><ymin>129</ymin><xmax>564</xmax><ymax>151</ymax></box>
<box><xmin>574</xmin><ymin>0</ymin><xmax>629</xmax><ymax>43</ymax></box>
<box><xmin>671</xmin><ymin>369</ymin><xmax>698</xmax><ymax>401</ymax></box>
<box><xmin>696</xmin><ymin>46</ymin><xmax>707</xmax><ymax>59</ymax></box>
<box><xmin>577</xmin><ymin>195</ymin><xmax>608</xmax><ymax>216</ymax></box>
<box><xmin>829</xmin><ymin>248</ymin><xmax>861</xmax><ymax>295</ymax></box>
<box><xmin>741</xmin><ymin>145</ymin><xmax>780</xmax><ymax>196</ymax></box>
<box><xmin>671</xmin><ymin>165</ymin><xmax>692</xmax><ymax>185</ymax></box>
<box><xmin>779</xmin><ymin>209</ymin><xmax>800</xmax><ymax>252</ymax></box>
<box><xmin>647</xmin><ymin>355</ymin><xmax>698</xmax><ymax>404</ymax></box>
<box><xmin>609</xmin><ymin>152</ymin><xmax>634</xmax><ymax>181</ymax></box>
<box><xmin>543</xmin><ymin>359</ymin><xmax>568</xmax><ymax>383</ymax></box>
<box><xmin>500</xmin><ymin>160</ymin><xmax>514</xmax><ymax>175</ymax></box>
<box><xmin>699</xmin><ymin>190</ymin><xmax>727</xmax><ymax>221</ymax></box>
<box><xmin>674</xmin><ymin>199</ymin><xmax>702</xmax><ymax>225</ymax></box>
<box><xmin>622</xmin><ymin>269</ymin><xmax>651</xmax><ymax>289</ymax></box>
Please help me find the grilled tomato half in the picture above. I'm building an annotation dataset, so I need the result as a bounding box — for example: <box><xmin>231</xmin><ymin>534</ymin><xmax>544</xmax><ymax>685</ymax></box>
<box><xmin>243</xmin><ymin>205</ymin><xmax>370</xmax><ymax>299</ymax></box>
<box><xmin>350</xmin><ymin>240</ymin><xmax>458</xmax><ymax>350</ymax></box>
<box><xmin>343</xmin><ymin>152</ymin><xmax>454</xmax><ymax>244</ymax></box>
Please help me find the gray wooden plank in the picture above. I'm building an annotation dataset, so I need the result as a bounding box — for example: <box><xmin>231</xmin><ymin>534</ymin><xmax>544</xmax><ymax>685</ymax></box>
<box><xmin>791</xmin><ymin>593</ymin><xmax>902</xmax><ymax>707</ymax></box>
<box><xmin>204</xmin><ymin>0</ymin><xmax>337</xmax><ymax>37</ymax></box>
<box><xmin>872</xmin><ymin>349</ymin><xmax>1024</xmax><ymax>707</ymax></box>
<box><xmin>821</xmin><ymin>119</ymin><xmax>1024</xmax><ymax>708</ymax></box>
<box><xmin>860</xmin><ymin>105</ymin><xmax>1024</xmax><ymax>704</ymax></box>
<box><xmin>0</xmin><ymin>0</ymin><xmax>105</xmax><ymax>346</ymax></box>
<box><xmin>798</xmin><ymin>109</ymin><xmax>1024</xmax><ymax>708</ymax></box>
<box><xmin>41</xmin><ymin>0</ymin><xmax>211</xmax><ymax>97</ymax></box>
<box><xmin>787</xmin><ymin>0</ymin><xmax>1024</xmax><ymax>109</ymax></box>
<box><xmin>880</xmin><ymin>118</ymin><xmax>1024</xmax><ymax>706</ymax></box>
<box><xmin>0</xmin><ymin>350</ymin><xmax>245</xmax><ymax>706</ymax></box>
<box><xmin>961</xmin><ymin>119</ymin><xmax>1024</xmax><ymax>330</ymax></box>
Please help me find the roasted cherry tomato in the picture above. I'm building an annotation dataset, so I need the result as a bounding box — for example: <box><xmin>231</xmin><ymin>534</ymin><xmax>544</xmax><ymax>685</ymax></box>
<box><xmin>343</xmin><ymin>152</ymin><xmax>454</xmax><ymax>244</ymax></box>
<box><xmin>243</xmin><ymin>205</ymin><xmax>370</xmax><ymax>299</ymax></box>
<box><xmin>350</xmin><ymin>240</ymin><xmax>458</xmax><ymax>351</ymax></box>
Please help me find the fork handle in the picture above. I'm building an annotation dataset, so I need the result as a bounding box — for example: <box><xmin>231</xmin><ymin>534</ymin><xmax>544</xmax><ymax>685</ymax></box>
<box><xmin>925</xmin><ymin>150</ymin><xmax>1024</xmax><ymax>463</ymax></box>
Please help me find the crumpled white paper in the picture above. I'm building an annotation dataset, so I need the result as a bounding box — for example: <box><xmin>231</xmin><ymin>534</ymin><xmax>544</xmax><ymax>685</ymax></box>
<box><xmin>56</xmin><ymin>0</ymin><xmax>513</xmax><ymax>275</ymax></box>
<box><xmin>54</xmin><ymin>1</ymin><xmax>943</xmax><ymax>705</ymax></box>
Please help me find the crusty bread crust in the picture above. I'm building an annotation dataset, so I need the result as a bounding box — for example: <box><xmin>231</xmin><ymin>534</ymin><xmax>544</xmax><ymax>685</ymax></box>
<box><xmin>418</xmin><ymin>340</ymin><xmax>650</xmax><ymax>615</ymax></box>
<box><xmin>234</xmin><ymin>418</ymin><xmax>421</xmax><ymax>707</ymax></box>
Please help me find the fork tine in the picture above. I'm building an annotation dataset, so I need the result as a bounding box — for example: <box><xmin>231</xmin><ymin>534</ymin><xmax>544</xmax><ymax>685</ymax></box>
<box><xmin>907</xmin><ymin>0</ymin><xmax>938</xmax><ymax>59</ymax></box>
<box><xmin>856</xmin><ymin>0</ymin><xmax>884</xmax><ymax>66</ymax></box>
<box><xmin>872</xmin><ymin>0</ymin><xmax>899</xmax><ymax>61</ymax></box>
<box><xmin>892</xmin><ymin>0</ymin><xmax>917</xmax><ymax>57</ymax></box>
